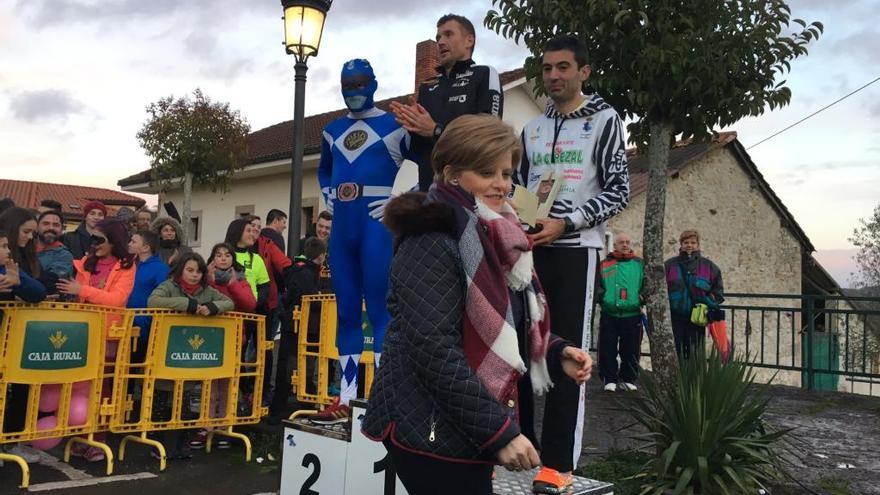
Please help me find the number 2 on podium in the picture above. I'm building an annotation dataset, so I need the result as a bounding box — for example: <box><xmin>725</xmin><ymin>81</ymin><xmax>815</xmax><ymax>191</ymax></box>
<box><xmin>300</xmin><ymin>453</ymin><xmax>320</xmax><ymax>495</ymax></box>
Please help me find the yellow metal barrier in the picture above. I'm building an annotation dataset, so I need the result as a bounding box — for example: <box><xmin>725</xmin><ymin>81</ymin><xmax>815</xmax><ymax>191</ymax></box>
<box><xmin>0</xmin><ymin>301</ymin><xmax>131</xmax><ymax>488</ymax></box>
<box><xmin>111</xmin><ymin>310</ymin><xmax>270</xmax><ymax>469</ymax></box>
<box><xmin>290</xmin><ymin>295</ymin><xmax>374</xmax><ymax>413</ymax></box>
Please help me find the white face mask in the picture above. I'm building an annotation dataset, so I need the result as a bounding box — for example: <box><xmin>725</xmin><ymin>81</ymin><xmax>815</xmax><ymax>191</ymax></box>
<box><xmin>344</xmin><ymin>95</ymin><xmax>367</xmax><ymax>111</ymax></box>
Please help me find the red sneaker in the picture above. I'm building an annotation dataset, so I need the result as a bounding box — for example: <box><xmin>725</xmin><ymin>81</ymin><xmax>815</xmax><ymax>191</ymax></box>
<box><xmin>308</xmin><ymin>397</ymin><xmax>350</xmax><ymax>425</ymax></box>
<box><xmin>70</xmin><ymin>444</ymin><xmax>105</xmax><ymax>462</ymax></box>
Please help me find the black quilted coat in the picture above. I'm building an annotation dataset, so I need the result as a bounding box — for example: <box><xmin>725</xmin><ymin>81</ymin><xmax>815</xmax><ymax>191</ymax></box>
<box><xmin>362</xmin><ymin>193</ymin><xmax>572</xmax><ymax>464</ymax></box>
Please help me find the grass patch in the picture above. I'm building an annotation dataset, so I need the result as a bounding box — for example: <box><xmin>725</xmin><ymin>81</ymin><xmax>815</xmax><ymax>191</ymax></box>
<box><xmin>576</xmin><ymin>450</ymin><xmax>651</xmax><ymax>495</ymax></box>
<box><xmin>817</xmin><ymin>474</ymin><xmax>855</xmax><ymax>495</ymax></box>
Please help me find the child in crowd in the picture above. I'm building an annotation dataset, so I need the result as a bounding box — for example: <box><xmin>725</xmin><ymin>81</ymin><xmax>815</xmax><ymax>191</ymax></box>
<box><xmin>181</xmin><ymin>243</ymin><xmax>259</xmax><ymax>449</ymax></box>
<box><xmin>148</xmin><ymin>252</ymin><xmax>233</xmax><ymax>457</ymax></box>
<box><xmin>0</xmin><ymin>228</ymin><xmax>47</xmax><ymax>464</ymax></box>
<box><xmin>206</xmin><ymin>243</ymin><xmax>257</xmax><ymax>313</ymax></box>
<box><xmin>126</xmin><ymin>229</ymin><xmax>169</xmax><ymax>363</ymax></box>
<box><xmin>149</xmin><ymin>252</ymin><xmax>234</xmax><ymax>314</ymax></box>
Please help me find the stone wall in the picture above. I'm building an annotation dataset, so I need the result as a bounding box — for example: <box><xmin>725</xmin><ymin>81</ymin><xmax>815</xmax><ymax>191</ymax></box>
<box><xmin>595</xmin><ymin>145</ymin><xmax>805</xmax><ymax>386</ymax></box>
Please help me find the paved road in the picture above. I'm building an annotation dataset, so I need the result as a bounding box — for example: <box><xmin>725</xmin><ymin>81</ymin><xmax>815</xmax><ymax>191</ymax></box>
<box><xmin>0</xmin><ymin>426</ymin><xmax>282</xmax><ymax>494</ymax></box>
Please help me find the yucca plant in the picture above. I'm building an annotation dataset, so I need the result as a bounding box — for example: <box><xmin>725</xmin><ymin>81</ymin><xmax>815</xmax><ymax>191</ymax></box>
<box><xmin>628</xmin><ymin>349</ymin><xmax>788</xmax><ymax>494</ymax></box>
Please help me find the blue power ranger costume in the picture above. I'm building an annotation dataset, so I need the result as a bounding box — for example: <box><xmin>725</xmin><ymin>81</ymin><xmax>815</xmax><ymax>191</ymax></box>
<box><xmin>318</xmin><ymin>59</ymin><xmax>412</xmax><ymax>406</ymax></box>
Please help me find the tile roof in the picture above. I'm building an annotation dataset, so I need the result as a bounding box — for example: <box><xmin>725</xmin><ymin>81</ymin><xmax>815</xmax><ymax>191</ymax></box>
<box><xmin>0</xmin><ymin>179</ymin><xmax>145</xmax><ymax>220</ymax></box>
<box><xmin>623</xmin><ymin>131</ymin><xmax>815</xmax><ymax>254</ymax></box>
<box><xmin>118</xmin><ymin>68</ymin><xmax>527</xmax><ymax>187</ymax></box>
<box><xmin>625</xmin><ymin>132</ymin><xmax>738</xmax><ymax>196</ymax></box>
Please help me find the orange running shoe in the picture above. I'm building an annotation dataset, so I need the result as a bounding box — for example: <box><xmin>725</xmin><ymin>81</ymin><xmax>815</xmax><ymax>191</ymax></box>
<box><xmin>308</xmin><ymin>397</ymin><xmax>350</xmax><ymax>425</ymax></box>
<box><xmin>532</xmin><ymin>466</ymin><xmax>574</xmax><ymax>494</ymax></box>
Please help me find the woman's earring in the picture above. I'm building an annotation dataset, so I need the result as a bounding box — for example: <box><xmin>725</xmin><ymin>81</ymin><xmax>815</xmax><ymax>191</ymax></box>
<box><xmin>450</xmin><ymin>178</ymin><xmax>460</xmax><ymax>186</ymax></box>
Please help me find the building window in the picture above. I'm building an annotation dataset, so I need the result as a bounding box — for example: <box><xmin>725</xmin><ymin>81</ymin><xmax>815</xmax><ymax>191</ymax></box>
<box><xmin>189</xmin><ymin>210</ymin><xmax>203</xmax><ymax>248</ymax></box>
<box><xmin>235</xmin><ymin>204</ymin><xmax>254</xmax><ymax>218</ymax></box>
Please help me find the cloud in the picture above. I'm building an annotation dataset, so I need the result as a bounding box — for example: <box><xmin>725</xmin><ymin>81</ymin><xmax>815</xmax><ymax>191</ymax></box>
<box><xmin>319</xmin><ymin>0</ymin><xmax>477</xmax><ymax>25</ymax></box>
<box><xmin>7</xmin><ymin>89</ymin><xmax>86</xmax><ymax>123</ymax></box>
<box><xmin>181</xmin><ymin>32</ymin><xmax>254</xmax><ymax>83</ymax></box>
<box><xmin>14</xmin><ymin>0</ymin><xmax>187</xmax><ymax>27</ymax></box>
<box><xmin>769</xmin><ymin>159</ymin><xmax>880</xmax><ymax>187</ymax></box>
<box><xmin>14</xmin><ymin>0</ymin><xmax>477</xmax><ymax>29</ymax></box>
<box><xmin>831</xmin><ymin>29</ymin><xmax>880</xmax><ymax>64</ymax></box>
<box><xmin>16</xmin><ymin>0</ymin><xmax>488</xmax><ymax>34</ymax></box>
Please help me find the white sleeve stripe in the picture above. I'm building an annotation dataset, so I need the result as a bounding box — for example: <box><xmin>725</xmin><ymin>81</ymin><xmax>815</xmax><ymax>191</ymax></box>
<box><xmin>486</xmin><ymin>65</ymin><xmax>501</xmax><ymax>93</ymax></box>
<box><xmin>322</xmin><ymin>130</ymin><xmax>333</xmax><ymax>146</ymax></box>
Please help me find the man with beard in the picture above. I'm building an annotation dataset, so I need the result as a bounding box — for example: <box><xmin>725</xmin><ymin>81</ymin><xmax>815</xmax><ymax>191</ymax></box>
<box><xmin>36</xmin><ymin>210</ymin><xmax>74</xmax><ymax>293</ymax></box>
<box><xmin>135</xmin><ymin>207</ymin><xmax>155</xmax><ymax>232</ymax></box>
<box><xmin>516</xmin><ymin>35</ymin><xmax>630</xmax><ymax>493</ymax></box>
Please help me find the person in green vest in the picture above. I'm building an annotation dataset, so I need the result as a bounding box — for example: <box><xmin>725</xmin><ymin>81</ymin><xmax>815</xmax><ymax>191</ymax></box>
<box><xmin>597</xmin><ymin>232</ymin><xmax>645</xmax><ymax>392</ymax></box>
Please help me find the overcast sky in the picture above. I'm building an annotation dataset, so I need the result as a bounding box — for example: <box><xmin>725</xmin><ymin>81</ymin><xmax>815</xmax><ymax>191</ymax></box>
<box><xmin>1</xmin><ymin>0</ymin><xmax>877</xmax><ymax>285</ymax></box>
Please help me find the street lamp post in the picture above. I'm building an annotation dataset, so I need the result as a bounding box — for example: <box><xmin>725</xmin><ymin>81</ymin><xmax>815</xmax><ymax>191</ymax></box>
<box><xmin>281</xmin><ymin>0</ymin><xmax>332</xmax><ymax>257</ymax></box>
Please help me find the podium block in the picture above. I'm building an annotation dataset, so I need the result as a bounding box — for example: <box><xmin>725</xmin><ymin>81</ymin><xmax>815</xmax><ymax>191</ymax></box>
<box><xmin>280</xmin><ymin>422</ymin><xmax>348</xmax><ymax>495</ymax></box>
<box><xmin>493</xmin><ymin>468</ymin><xmax>614</xmax><ymax>494</ymax></box>
<box><xmin>280</xmin><ymin>399</ymin><xmax>614</xmax><ymax>495</ymax></box>
<box><xmin>348</xmin><ymin>401</ymin><xmax>409</xmax><ymax>494</ymax></box>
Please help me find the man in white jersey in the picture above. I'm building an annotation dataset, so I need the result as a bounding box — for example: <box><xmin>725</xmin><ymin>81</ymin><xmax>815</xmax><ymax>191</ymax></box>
<box><xmin>516</xmin><ymin>34</ymin><xmax>630</xmax><ymax>494</ymax></box>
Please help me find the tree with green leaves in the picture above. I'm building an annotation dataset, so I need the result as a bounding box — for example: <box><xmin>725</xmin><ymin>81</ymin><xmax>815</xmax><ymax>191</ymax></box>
<box><xmin>486</xmin><ymin>0</ymin><xmax>822</xmax><ymax>388</ymax></box>
<box><xmin>849</xmin><ymin>204</ymin><xmax>880</xmax><ymax>288</ymax></box>
<box><xmin>137</xmin><ymin>89</ymin><xmax>250</xmax><ymax>244</ymax></box>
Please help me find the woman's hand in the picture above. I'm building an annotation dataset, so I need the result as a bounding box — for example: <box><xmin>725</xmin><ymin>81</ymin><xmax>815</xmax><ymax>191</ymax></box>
<box><xmin>206</xmin><ymin>262</ymin><xmax>216</xmax><ymax>284</ymax></box>
<box><xmin>0</xmin><ymin>260</ymin><xmax>21</xmax><ymax>292</ymax></box>
<box><xmin>561</xmin><ymin>346</ymin><xmax>593</xmax><ymax>385</ymax></box>
<box><xmin>196</xmin><ymin>305</ymin><xmax>211</xmax><ymax>316</ymax></box>
<box><xmin>56</xmin><ymin>278</ymin><xmax>82</xmax><ymax>296</ymax></box>
<box><xmin>496</xmin><ymin>434</ymin><xmax>540</xmax><ymax>472</ymax></box>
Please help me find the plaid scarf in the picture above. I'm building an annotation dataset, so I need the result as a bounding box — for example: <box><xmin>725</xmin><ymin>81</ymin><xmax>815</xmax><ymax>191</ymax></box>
<box><xmin>428</xmin><ymin>183</ymin><xmax>553</xmax><ymax>402</ymax></box>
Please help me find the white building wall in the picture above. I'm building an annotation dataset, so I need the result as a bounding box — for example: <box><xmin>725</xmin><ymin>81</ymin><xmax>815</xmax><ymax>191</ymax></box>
<box><xmin>147</xmin><ymin>83</ymin><xmax>543</xmax><ymax>256</ymax></box>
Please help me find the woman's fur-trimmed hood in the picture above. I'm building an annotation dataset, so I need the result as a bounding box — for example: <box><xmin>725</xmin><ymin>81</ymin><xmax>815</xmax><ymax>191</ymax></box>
<box><xmin>384</xmin><ymin>192</ymin><xmax>457</xmax><ymax>239</ymax></box>
<box><xmin>151</xmin><ymin>216</ymin><xmax>184</xmax><ymax>241</ymax></box>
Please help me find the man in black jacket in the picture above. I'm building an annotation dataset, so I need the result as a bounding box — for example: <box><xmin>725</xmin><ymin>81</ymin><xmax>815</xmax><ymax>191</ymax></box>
<box><xmin>62</xmin><ymin>200</ymin><xmax>107</xmax><ymax>260</ymax></box>
<box><xmin>390</xmin><ymin>14</ymin><xmax>503</xmax><ymax>191</ymax></box>
<box><xmin>269</xmin><ymin>237</ymin><xmax>326</xmax><ymax>423</ymax></box>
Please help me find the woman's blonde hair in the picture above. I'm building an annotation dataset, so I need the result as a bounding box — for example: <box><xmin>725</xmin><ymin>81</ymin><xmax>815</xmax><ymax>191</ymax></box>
<box><xmin>431</xmin><ymin>114</ymin><xmax>522</xmax><ymax>183</ymax></box>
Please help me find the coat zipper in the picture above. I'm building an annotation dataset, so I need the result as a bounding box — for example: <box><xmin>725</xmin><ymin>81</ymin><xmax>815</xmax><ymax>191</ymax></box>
<box><xmin>428</xmin><ymin>410</ymin><xmax>437</xmax><ymax>443</ymax></box>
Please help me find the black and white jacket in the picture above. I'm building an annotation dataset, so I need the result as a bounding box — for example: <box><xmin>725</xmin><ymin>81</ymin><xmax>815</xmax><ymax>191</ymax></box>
<box><xmin>517</xmin><ymin>94</ymin><xmax>630</xmax><ymax>248</ymax></box>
